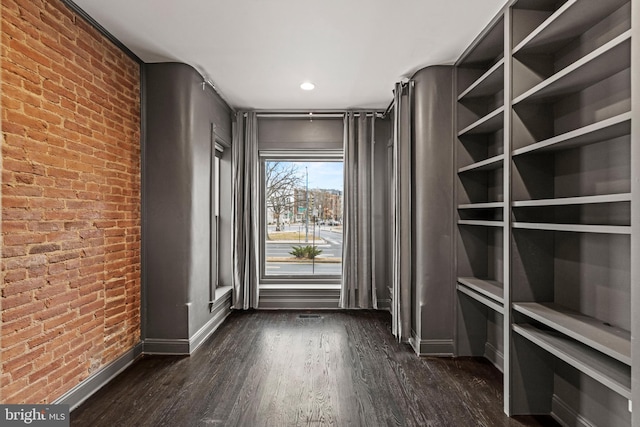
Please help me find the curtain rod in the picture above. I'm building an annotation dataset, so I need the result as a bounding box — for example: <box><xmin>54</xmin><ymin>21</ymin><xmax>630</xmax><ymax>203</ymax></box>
<box><xmin>255</xmin><ymin>112</ymin><xmax>384</xmax><ymax>119</ymax></box>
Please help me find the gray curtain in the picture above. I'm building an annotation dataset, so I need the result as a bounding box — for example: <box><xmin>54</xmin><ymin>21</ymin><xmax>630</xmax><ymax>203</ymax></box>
<box><xmin>340</xmin><ymin>112</ymin><xmax>378</xmax><ymax>309</ymax></box>
<box><xmin>231</xmin><ymin>111</ymin><xmax>260</xmax><ymax>309</ymax></box>
<box><xmin>392</xmin><ymin>82</ymin><xmax>412</xmax><ymax>341</ymax></box>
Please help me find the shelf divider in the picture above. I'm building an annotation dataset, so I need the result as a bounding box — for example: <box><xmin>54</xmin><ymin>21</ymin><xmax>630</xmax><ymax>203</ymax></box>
<box><xmin>458</xmin><ymin>220</ymin><xmax>505</xmax><ymax>228</ymax></box>
<box><xmin>458</xmin><ymin>154</ymin><xmax>504</xmax><ymax>173</ymax></box>
<box><xmin>457</xmin><ymin>277</ymin><xmax>503</xmax><ymax>303</ymax></box>
<box><xmin>513</xmin><ymin>302</ymin><xmax>631</xmax><ymax>365</ymax></box>
<box><xmin>512</xmin><ymin>112</ymin><xmax>632</xmax><ymax>157</ymax></box>
<box><xmin>458</xmin><ymin>59</ymin><xmax>505</xmax><ymax>100</ymax></box>
<box><xmin>513</xmin><ymin>0</ymin><xmax>629</xmax><ymax>55</ymax></box>
<box><xmin>513</xmin><ymin>323</ymin><xmax>631</xmax><ymax>399</ymax></box>
<box><xmin>458</xmin><ymin>201</ymin><xmax>505</xmax><ymax>210</ymax></box>
<box><xmin>512</xmin><ymin>193</ymin><xmax>631</xmax><ymax>208</ymax></box>
<box><xmin>512</xmin><ymin>222</ymin><xmax>631</xmax><ymax>234</ymax></box>
<box><xmin>457</xmin><ymin>284</ymin><xmax>503</xmax><ymax>313</ymax></box>
<box><xmin>458</xmin><ymin>106</ymin><xmax>505</xmax><ymax>136</ymax></box>
<box><xmin>513</xmin><ymin>32</ymin><xmax>631</xmax><ymax>105</ymax></box>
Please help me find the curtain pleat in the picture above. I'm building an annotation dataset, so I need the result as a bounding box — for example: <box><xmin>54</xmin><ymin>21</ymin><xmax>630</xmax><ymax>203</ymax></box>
<box><xmin>231</xmin><ymin>111</ymin><xmax>260</xmax><ymax>309</ymax></box>
<box><xmin>392</xmin><ymin>83</ymin><xmax>412</xmax><ymax>342</ymax></box>
<box><xmin>340</xmin><ymin>112</ymin><xmax>377</xmax><ymax>309</ymax></box>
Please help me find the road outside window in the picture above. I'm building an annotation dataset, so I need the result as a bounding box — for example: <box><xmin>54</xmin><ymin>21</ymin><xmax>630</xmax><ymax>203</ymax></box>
<box><xmin>264</xmin><ymin>161</ymin><xmax>343</xmax><ymax>277</ymax></box>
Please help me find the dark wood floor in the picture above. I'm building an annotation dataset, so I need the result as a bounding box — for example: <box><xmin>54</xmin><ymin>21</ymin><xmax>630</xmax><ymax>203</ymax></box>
<box><xmin>71</xmin><ymin>310</ymin><xmax>558</xmax><ymax>426</ymax></box>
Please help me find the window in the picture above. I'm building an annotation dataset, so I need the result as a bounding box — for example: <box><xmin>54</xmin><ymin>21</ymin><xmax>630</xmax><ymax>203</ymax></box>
<box><xmin>260</xmin><ymin>151</ymin><xmax>343</xmax><ymax>283</ymax></box>
<box><xmin>211</xmin><ymin>143</ymin><xmax>223</xmax><ymax>294</ymax></box>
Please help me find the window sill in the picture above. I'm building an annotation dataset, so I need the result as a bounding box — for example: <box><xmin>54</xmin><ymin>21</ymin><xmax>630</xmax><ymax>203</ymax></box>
<box><xmin>260</xmin><ymin>284</ymin><xmax>341</xmax><ymax>290</ymax></box>
<box><xmin>214</xmin><ymin>285</ymin><xmax>233</xmax><ymax>300</ymax></box>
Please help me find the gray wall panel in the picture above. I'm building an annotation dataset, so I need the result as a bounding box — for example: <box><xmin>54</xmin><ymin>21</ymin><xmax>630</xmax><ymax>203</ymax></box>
<box><xmin>258</xmin><ymin>117</ymin><xmax>343</xmax><ymax>150</ymax></box>
<box><xmin>411</xmin><ymin>66</ymin><xmax>455</xmax><ymax>347</ymax></box>
<box><xmin>144</xmin><ymin>62</ymin><xmax>233</xmax><ymax>343</ymax></box>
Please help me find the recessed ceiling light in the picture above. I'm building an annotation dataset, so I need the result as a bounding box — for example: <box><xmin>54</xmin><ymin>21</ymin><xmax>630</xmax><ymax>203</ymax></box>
<box><xmin>300</xmin><ymin>82</ymin><xmax>315</xmax><ymax>91</ymax></box>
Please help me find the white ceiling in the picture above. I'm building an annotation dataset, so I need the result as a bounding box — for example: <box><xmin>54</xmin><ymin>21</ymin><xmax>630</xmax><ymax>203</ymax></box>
<box><xmin>72</xmin><ymin>0</ymin><xmax>507</xmax><ymax>110</ymax></box>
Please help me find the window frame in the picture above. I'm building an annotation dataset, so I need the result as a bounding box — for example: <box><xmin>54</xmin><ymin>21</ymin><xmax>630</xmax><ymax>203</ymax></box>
<box><xmin>259</xmin><ymin>149</ymin><xmax>343</xmax><ymax>286</ymax></box>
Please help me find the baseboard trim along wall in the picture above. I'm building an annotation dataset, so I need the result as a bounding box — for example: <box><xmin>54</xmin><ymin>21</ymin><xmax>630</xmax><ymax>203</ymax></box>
<box><xmin>54</xmin><ymin>342</ymin><xmax>143</xmax><ymax>411</ymax></box>
<box><xmin>144</xmin><ymin>290</ymin><xmax>232</xmax><ymax>355</ymax></box>
<box><xmin>410</xmin><ymin>332</ymin><xmax>454</xmax><ymax>356</ymax></box>
<box><xmin>484</xmin><ymin>342</ymin><xmax>504</xmax><ymax>374</ymax></box>
<box><xmin>551</xmin><ymin>395</ymin><xmax>595</xmax><ymax>427</ymax></box>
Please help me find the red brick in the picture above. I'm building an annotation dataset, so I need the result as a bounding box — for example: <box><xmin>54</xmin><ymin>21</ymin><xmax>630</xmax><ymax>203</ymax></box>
<box><xmin>2</xmin><ymin>0</ymin><xmax>140</xmax><ymax>405</ymax></box>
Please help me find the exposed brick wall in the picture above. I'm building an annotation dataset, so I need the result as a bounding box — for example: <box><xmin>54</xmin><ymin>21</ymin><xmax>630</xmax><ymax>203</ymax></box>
<box><xmin>1</xmin><ymin>0</ymin><xmax>141</xmax><ymax>403</ymax></box>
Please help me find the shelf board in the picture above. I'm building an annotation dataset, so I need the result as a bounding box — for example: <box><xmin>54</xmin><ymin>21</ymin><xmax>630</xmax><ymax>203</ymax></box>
<box><xmin>512</xmin><ymin>193</ymin><xmax>631</xmax><ymax>208</ymax></box>
<box><xmin>457</xmin><ymin>277</ymin><xmax>503</xmax><ymax>303</ymax></box>
<box><xmin>457</xmin><ymin>283</ymin><xmax>503</xmax><ymax>313</ymax></box>
<box><xmin>458</xmin><ymin>59</ymin><xmax>505</xmax><ymax>100</ymax></box>
<box><xmin>513</xmin><ymin>32</ymin><xmax>631</xmax><ymax>105</ymax></box>
<box><xmin>513</xmin><ymin>302</ymin><xmax>631</xmax><ymax>365</ymax></box>
<box><xmin>512</xmin><ymin>222</ymin><xmax>630</xmax><ymax>234</ymax></box>
<box><xmin>458</xmin><ymin>106</ymin><xmax>504</xmax><ymax>136</ymax></box>
<box><xmin>458</xmin><ymin>202</ymin><xmax>505</xmax><ymax>210</ymax></box>
<box><xmin>512</xmin><ymin>112</ymin><xmax>632</xmax><ymax>156</ymax></box>
<box><xmin>513</xmin><ymin>0</ymin><xmax>630</xmax><ymax>55</ymax></box>
<box><xmin>458</xmin><ymin>220</ymin><xmax>504</xmax><ymax>228</ymax></box>
<box><xmin>458</xmin><ymin>154</ymin><xmax>504</xmax><ymax>173</ymax></box>
<box><xmin>513</xmin><ymin>324</ymin><xmax>631</xmax><ymax>399</ymax></box>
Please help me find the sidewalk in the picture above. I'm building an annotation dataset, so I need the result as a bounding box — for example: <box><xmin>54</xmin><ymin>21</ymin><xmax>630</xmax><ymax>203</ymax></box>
<box><xmin>266</xmin><ymin>256</ymin><xmax>342</xmax><ymax>263</ymax></box>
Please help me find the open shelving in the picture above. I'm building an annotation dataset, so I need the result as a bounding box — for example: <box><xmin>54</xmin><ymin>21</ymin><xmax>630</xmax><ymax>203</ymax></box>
<box><xmin>453</xmin><ymin>0</ymin><xmax>635</xmax><ymax>424</ymax></box>
<box><xmin>455</xmin><ymin>12</ymin><xmax>507</xmax><ymax>377</ymax></box>
<box><xmin>507</xmin><ymin>0</ymin><xmax>633</xmax><ymax>423</ymax></box>
<box><xmin>513</xmin><ymin>323</ymin><xmax>631</xmax><ymax>399</ymax></box>
<box><xmin>513</xmin><ymin>302</ymin><xmax>630</xmax><ymax>365</ymax></box>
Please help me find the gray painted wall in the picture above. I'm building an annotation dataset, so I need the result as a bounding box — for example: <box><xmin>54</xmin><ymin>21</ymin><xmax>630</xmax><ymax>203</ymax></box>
<box><xmin>144</xmin><ymin>62</ymin><xmax>232</xmax><ymax>343</ymax></box>
<box><xmin>258</xmin><ymin>117</ymin><xmax>343</xmax><ymax>150</ymax></box>
<box><xmin>411</xmin><ymin>66</ymin><xmax>455</xmax><ymax>353</ymax></box>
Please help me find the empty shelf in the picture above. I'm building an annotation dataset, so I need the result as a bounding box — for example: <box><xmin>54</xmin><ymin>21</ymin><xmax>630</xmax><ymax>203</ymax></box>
<box><xmin>513</xmin><ymin>0</ymin><xmax>630</xmax><ymax>55</ymax></box>
<box><xmin>513</xmin><ymin>302</ymin><xmax>631</xmax><ymax>365</ymax></box>
<box><xmin>513</xmin><ymin>324</ymin><xmax>630</xmax><ymax>399</ymax></box>
<box><xmin>458</xmin><ymin>202</ymin><xmax>504</xmax><ymax>210</ymax></box>
<box><xmin>458</xmin><ymin>59</ymin><xmax>505</xmax><ymax>100</ymax></box>
<box><xmin>459</xmin><ymin>17</ymin><xmax>504</xmax><ymax>67</ymax></box>
<box><xmin>457</xmin><ymin>283</ymin><xmax>503</xmax><ymax>313</ymax></box>
<box><xmin>458</xmin><ymin>154</ymin><xmax>504</xmax><ymax>173</ymax></box>
<box><xmin>513</xmin><ymin>32</ymin><xmax>631</xmax><ymax>105</ymax></box>
<box><xmin>458</xmin><ymin>220</ymin><xmax>504</xmax><ymax>227</ymax></box>
<box><xmin>512</xmin><ymin>112</ymin><xmax>632</xmax><ymax>156</ymax></box>
<box><xmin>457</xmin><ymin>277</ymin><xmax>503</xmax><ymax>303</ymax></box>
<box><xmin>458</xmin><ymin>106</ymin><xmax>504</xmax><ymax>136</ymax></box>
<box><xmin>512</xmin><ymin>194</ymin><xmax>631</xmax><ymax>208</ymax></box>
<box><xmin>512</xmin><ymin>223</ymin><xmax>631</xmax><ymax>234</ymax></box>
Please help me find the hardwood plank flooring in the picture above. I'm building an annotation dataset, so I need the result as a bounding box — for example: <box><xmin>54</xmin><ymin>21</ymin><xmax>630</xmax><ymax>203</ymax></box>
<box><xmin>71</xmin><ymin>310</ymin><xmax>558</xmax><ymax>426</ymax></box>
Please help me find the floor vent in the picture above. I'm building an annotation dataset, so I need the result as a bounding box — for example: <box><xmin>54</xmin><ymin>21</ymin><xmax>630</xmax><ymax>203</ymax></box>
<box><xmin>298</xmin><ymin>314</ymin><xmax>322</xmax><ymax>319</ymax></box>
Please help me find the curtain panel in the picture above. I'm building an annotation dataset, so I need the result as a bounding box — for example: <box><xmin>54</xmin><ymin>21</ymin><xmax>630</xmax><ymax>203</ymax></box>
<box><xmin>231</xmin><ymin>111</ymin><xmax>260</xmax><ymax>309</ymax></box>
<box><xmin>392</xmin><ymin>82</ymin><xmax>413</xmax><ymax>342</ymax></box>
<box><xmin>340</xmin><ymin>112</ymin><xmax>378</xmax><ymax>309</ymax></box>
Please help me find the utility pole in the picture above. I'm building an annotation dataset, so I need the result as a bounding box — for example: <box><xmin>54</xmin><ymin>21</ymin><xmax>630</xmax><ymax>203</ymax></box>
<box><xmin>305</xmin><ymin>166</ymin><xmax>309</xmax><ymax>243</ymax></box>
